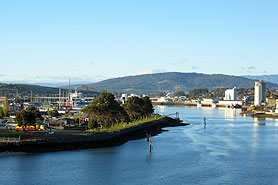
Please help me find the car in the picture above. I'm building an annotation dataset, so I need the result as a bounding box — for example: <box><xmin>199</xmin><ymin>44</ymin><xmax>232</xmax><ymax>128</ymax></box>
<box><xmin>48</xmin><ymin>131</ymin><xmax>55</xmax><ymax>135</ymax></box>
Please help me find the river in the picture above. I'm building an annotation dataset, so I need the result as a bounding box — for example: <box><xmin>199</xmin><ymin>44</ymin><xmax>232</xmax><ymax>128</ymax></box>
<box><xmin>1</xmin><ymin>106</ymin><xmax>278</xmax><ymax>185</ymax></box>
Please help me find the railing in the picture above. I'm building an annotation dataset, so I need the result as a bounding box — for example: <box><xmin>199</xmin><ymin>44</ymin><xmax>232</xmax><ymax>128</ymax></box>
<box><xmin>0</xmin><ymin>136</ymin><xmax>21</xmax><ymax>142</ymax></box>
<box><xmin>164</xmin><ymin>112</ymin><xmax>180</xmax><ymax>119</ymax></box>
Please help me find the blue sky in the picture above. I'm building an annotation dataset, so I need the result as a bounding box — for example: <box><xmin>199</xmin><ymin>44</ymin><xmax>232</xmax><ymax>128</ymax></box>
<box><xmin>0</xmin><ymin>0</ymin><xmax>277</xmax><ymax>84</ymax></box>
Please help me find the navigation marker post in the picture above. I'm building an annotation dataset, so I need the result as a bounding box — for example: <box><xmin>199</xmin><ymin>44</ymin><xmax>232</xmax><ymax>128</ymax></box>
<box><xmin>146</xmin><ymin>134</ymin><xmax>152</xmax><ymax>153</ymax></box>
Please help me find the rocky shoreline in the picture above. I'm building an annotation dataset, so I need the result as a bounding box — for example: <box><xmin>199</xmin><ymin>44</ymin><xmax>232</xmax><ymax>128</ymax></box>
<box><xmin>0</xmin><ymin>117</ymin><xmax>188</xmax><ymax>153</ymax></box>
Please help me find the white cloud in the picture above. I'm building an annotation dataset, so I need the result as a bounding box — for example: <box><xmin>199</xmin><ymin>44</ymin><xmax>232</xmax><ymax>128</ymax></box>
<box><xmin>136</xmin><ymin>69</ymin><xmax>166</xmax><ymax>75</ymax></box>
<box><xmin>136</xmin><ymin>69</ymin><xmax>154</xmax><ymax>75</ymax></box>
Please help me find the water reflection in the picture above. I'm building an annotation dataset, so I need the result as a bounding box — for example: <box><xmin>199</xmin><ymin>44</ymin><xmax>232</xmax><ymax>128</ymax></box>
<box><xmin>253</xmin><ymin>117</ymin><xmax>266</xmax><ymax>127</ymax></box>
<box><xmin>224</xmin><ymin>108</ymin><xmax>238</xmax><ymax>118</ymax></box>
<box><xmin>275</xmin><ymin>119</ymin><xmax>278</xmax><ymax>127</ymax></box>
<box><xmin>156</xmin><ymin>105</ymin><xmax>166</xmax><ymax>113</ymax></box>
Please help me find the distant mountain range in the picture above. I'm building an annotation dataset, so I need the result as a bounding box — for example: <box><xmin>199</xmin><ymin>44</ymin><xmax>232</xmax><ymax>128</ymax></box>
<box><xmin>243</xmin><ymin>75</ymin><xmax>278</xmax><ymax>84</ymax></box>
<box><xmin>74</xmin><ymin>72</ymin><xmax>278</xmax><ymax>94</ymax></box>
<box><xmin>2</xmin><ymin>73</ymin><xmax>278</xmax><ymax>96</ymax></box>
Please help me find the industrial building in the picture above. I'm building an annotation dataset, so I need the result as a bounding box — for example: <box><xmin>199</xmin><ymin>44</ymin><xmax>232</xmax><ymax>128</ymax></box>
<box><xmin>224</xmin><ymin>87</ymin><xmax>237</xmax><ymax>101</ymax></box>
<box><xmin>254</xmin><ymin>80</ymin><xmax>266</xmax><ymax>106</ymax></box>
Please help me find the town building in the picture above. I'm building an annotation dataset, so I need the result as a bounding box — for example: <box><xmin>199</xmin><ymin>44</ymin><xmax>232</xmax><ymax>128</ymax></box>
<box><xmin>157</xmin><ymin>96</ymin><xmax>172</xmax><ymax>103</ymax></box>
<box><xmin>121</xmin><ymin>94</ymin><xmax>128</xmax><ymax>104</ymax></box>
<box><xmin>0</xmin><ymin>97</ymin><xmax>7</xmax><ymax>107</ymax></box>
<box><xmin>218</xmin><ymin>100</ymin><xmax>243</xmax><ymax>107</ymax></box>
<box><xmin>276</xmin><ymin>100</ymin><xmax>278</xmax><ymax>113</ymax></box>
<box><xmin>254</xmin><ymin>80</ymin><xmax>266</xmax><ymax>106</ymax></box>
<box><xmin>69</xmin><ymin>88</ymin><xmax>84</xmax><ymax>102</ymax></box>
<box><xmin>201</xmin><ymin>98</ymin><xmax>215</xmax><ymax>105</ymax></box>
<box><xmin>224</xmin><ymin>87</ymin><xmax>237</xmax><ymax>101</ymax></box>
<box><xmin>266</xmin><ymin>98</ymin><xmax>276</xmax><ymax>107</ymax></box>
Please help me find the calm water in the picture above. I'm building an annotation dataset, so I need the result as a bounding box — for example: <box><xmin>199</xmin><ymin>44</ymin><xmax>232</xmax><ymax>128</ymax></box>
<box><xmin>1</xmin><ymin>106</ymin><xmax>278</xmax><ymax>185</ymax></box>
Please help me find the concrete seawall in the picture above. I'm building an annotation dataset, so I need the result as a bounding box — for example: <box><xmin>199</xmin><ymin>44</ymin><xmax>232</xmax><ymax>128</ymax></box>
<box><xmin>0</xmin><ymin>117</ymin><xmax>188</xmax><ymax>153</ymax></box>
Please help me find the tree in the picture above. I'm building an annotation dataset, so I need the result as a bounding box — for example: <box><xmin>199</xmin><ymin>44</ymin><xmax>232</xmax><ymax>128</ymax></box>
<box><xmin>211</xmin><ymin>88</ymin><xmax>226</xmax><ymax>98</ymax></box>
<box><xmin>15</xmin><ymin>107</ymin><xmax>43</xmax><ymax>127</ymax></box>
<box><xmin>174</xmin><ymin>91</ymin><xmax>186</xmax><ymax>97</ymax></box>
<box><xmin>26</xmin><ymin>107</ymin><xmax>43</xmax><ymax>121</ymax></box>
<box><xmin>15</xmin><ymin>96</ymin><xmax>21</xmax><ymax>104</ymax></box>
<box><xmin>16</xmin><ymin>110</ymin><xmax>36</xmax><ymax>126</ymax></box>
<box><xmin>3</xmin><ymin>99</ymin><xmax>10</xmax><ymax>117</ymax></box>
<box><xmin>188</xmin><ymin>88</ymin><xmax>209</xmax><ymax>99</ymax></box>
<box><xmin>141</xmin><ymin>96</ymin><xmax>154</xmax><ymax>117</ymax></box>
<box><xmin>0</xmin><ymin>107</ymin><xmax>4</xmax><ymax>118</ymax></box>
<box><xmin>123</xmin><ymin>97</ymin><xmax>144</xmax><ymax>121</ymax></box>
<box><xmin>123</xmin><ymin>96</ymin><xmax>154</xmax><ymax>121</ymax></box>
<box><xmin>48</xmin><ymin>109</ymin><xmax>60</xmax><ymax>117</ymax></box>
<box><xmin>82</xmin><ymin>92</ymin><xmax>129</xmax><ymax>128</ymax></box>
<box><xmin>88</xmin><ymin>119</ymin><xmax>98</xmax><ymax>129</ymax></box>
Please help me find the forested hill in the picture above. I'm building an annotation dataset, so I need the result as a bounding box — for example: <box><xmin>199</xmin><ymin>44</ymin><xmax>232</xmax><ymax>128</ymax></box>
<box><xmin>78</xmin><ymin>72</ymin><xmax>278</xmax><ymax>94</ymax></box>
<box><xmin>0</xmin><ymin>83</ymin><xmax>99</xmax><ymax>97</ymax></box>
<box><xmin>243</xmin><ymin>74</ymin><xmax>278</xmax><ymax>85</ymax></box>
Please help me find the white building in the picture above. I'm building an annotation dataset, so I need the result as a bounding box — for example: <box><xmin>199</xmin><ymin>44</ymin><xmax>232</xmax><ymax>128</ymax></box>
<box><xmin>218</xmin><ymin>100</ymin><xmax>243</xmax><ymax>106</ymax></box>
<box><xmin>254</xmin><ymin>80</ymin><xmax>266</xmax><ymax>106</ymax></box>
<box><xmin>128</xmin><ymin>94</ymin><xmax>140</xmax><ymax>98</ymax></box>
<box><xmin>166</xmin><ymin>92</ymin><xmax>174</xmax><ymax>98</ymax></box>
<box><xmin>275</xmin><ymin>100</ymin><xmax>278</xmax><ymax>113</ymax></box>
<box><xmin>224</xmin><ymin>87</ymin><xmax>237</xmax><ymax>101</ymax></box>
<box><xmin>121</xmin><ymin>94</ymin><xmax>128</xmax><ymax>104</ymax></box>
<box><xmin>158</xmin><ymin>96</ymin><xmax>172</xmax><ymax>103</ymax></box>
<box><xmin>201</xmin><ymin>98</ymin><xmax>214</xmax><ymax>105</ymax></box>
<box><xmin>70</xmin><ymin>88</ymin><xmax>84</xmax><ymax>102</ymax></box>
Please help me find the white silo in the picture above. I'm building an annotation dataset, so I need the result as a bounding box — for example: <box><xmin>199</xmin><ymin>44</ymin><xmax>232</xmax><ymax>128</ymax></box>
<box><xmin>254</xmin><ymin>80</ymin><xmax>266</xmax><ymax>106</ymax></box>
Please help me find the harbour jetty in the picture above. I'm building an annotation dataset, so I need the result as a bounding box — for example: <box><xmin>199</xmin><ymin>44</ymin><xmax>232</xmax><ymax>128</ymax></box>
<box><xmin>0</xmin><ymin>117</ymin><xmax>188</xmax><ymax>153</ymax></box>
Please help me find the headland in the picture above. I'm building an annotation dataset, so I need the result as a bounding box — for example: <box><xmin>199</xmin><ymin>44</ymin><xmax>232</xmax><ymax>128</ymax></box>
<box><xmin>0</xmin><ymin>117</ymin><xmax>188</xmax><ymax>153</ymax></box>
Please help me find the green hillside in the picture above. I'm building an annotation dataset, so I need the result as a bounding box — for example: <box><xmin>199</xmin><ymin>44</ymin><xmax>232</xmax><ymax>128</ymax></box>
<box><xmin>79</xmin><ymin>72</ymin><xmax>278</xmax><ymax>94</ymax></box>
<box><xmin>243</xmin><ymin>74</ymin><xmax>278</xmax><ymax>84</ymax></box>
<box><xmin>0</xmin><ymin>83</ymin><xmax>99</xmax><ymax>97</ymax></box>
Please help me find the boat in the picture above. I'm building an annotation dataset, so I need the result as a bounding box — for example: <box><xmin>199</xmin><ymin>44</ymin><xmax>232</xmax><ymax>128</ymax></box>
<box><xmin>232</xmin><ymin>104</ymin><xmax>242</xmax><ymax>109</ymax></box>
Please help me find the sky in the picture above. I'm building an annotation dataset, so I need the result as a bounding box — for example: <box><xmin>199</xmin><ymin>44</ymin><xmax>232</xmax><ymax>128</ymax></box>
<box><xmin>0</xmin><ymin>0</ymin><xmax>277</xmax><ymax>85</ymax></box>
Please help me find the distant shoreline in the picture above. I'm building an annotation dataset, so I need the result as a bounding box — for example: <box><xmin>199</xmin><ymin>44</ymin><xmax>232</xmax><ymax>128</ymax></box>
<box><xmin>241</xmin><ymin>111</ymin><xmax>278</xmax><ymax>119</ymax></box>
<box><xmin>152</xmin><ymin>102</ymin><xmax>229</xmax><ymax>108</ymax></box>
<box><xmin>0</xmin><ymin>117</ymin><xmax>188</xmax><ymax>153</ymax></box>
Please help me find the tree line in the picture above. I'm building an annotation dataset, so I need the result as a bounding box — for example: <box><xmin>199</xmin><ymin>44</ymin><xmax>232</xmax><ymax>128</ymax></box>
<box><xmin>82</xmin><ymin>92</ymin><xmax>154</xmax><ymax>129</ymax></box>
<box><xmin>0</xmin><ymin>99</ymin><xmax>11</xmax><ymax>118</ymax></box>
<box><xmin>15</xmin><ymin>107</ymin><xmax>43</xmax><ymax>127</ymax></box>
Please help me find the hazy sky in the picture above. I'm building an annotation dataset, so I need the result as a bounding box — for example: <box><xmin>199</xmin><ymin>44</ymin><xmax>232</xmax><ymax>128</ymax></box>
<box><xmin>0</xmin><ymin>0</ymin><xmax>277</xmax><ymax>84</ymax></box>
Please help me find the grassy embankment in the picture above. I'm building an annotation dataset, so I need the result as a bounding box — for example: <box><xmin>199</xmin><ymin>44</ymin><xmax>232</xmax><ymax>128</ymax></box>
<box><xmin>0</xmin><ymin>115</ymin><xmax>166</xmax><ymax>140</ymax></box>
<box><xmin>0</xmin><ymin>130</ymin><xmax>68</xmax><ymax>141</ymax></box>
<box><xmin>90</xmin><ymin>115</ymin><xmax>166</xmax><ymax>132</ymax></box>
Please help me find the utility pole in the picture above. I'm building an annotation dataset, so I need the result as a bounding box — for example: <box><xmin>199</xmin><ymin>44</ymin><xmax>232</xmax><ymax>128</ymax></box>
<box><xmin>59</xmin><ymin>88</ymin><xmax>61</xmax><ymax>110</ymax></box>
<box><xmin>68</xmin><ymin>79</ymin><xmax>71</xmax><ymax>106</ymax></box>
<box><xmin>30</xmin><ymin>90</ymin><xmax>33</xmax><ymax>103</ymax></box>
<box><xmin>62</xmin><ymin>91</ymin><xmax>64</xmax><ymax>104</ymax></box>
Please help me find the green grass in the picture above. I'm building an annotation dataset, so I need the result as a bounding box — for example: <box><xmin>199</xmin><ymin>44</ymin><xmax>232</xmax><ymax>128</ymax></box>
<box><xmin>95</xmin><ymin>115</ymin><xmax>165</xmax><ymax>132</ymax></box>
<box><xmin>0</xmin><ymin>116</ymin><xmax>166</xmax><ymax>140</ymax></box>
<box><xmin>0</xmin><ymin>129</ymin><xmax>71</xmax><ymax>141</ymax></box>
<box><xmin>0</xmin><ymin>130</ymin><xmax>23</xmax><ymax>137</ymax></box>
